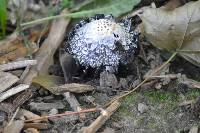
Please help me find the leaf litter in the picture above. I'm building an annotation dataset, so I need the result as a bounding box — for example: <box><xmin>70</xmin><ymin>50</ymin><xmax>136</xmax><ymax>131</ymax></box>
<box><xmin>139</xmin><ymin>0</ymin><xmax>200</xmax><ymax>67</ymax></box>
<box><xmin>1</xmin><ymin>0</ymin><xmax>200</xmax><ymax>132</ymax></box>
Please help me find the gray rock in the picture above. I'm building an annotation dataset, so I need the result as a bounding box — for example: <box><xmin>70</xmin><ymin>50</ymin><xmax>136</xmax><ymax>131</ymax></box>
<box><xmin>29</xmin><ymin>101</ymin><xmax>65</xmax><ymax>111</ymax></box>
<box><xmin>49</xmin><ymin>108</ymin><xmax>58</xmax><ymax>115</ymax></box>
<box><xmin>100</xmin><ymin>71</ymin><xmax>118</xmax><ymax>88</ymax></box>
<box><xmin>137</xmin><ymin>103</ymin><xmax>149</xmax><ymax>113</ymax></box>
<box><xmin>118</xmin><ymin>78</ymin><xmax>128</xmax><ymax>89</ymax></box>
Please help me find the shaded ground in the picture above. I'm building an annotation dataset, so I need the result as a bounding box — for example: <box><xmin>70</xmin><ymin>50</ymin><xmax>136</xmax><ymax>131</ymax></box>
<box><xmin>28</xmin><ymin>45</ymin><xmax>200</xmax><ymax>133</ymax></box>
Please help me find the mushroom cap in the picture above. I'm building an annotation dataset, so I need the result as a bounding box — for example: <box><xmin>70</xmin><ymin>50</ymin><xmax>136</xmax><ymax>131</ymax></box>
<box><xmin>66</xmin><ymin>15</ymin><xmax>139</xmax><ymax>72</ymax></box>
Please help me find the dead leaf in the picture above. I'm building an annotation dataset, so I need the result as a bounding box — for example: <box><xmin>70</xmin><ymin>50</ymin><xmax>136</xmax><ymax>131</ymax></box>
<box><xmin>0</xmin><ymin>28</ymin><xmax>49</xmax><ymax>64</ymax></box>
<box><xmin>139</xmin><ymin>1</ymin><xmax>200</xmax><ymax>67</ymax></box>
<box><xmin>32</xmin><ymin>74</ymin><xmax>65</xmax><ymax>92</ymax></box>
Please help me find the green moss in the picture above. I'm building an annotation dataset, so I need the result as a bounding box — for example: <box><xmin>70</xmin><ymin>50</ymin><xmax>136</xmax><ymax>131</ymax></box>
<box><xmin>147</xmin><ymin>120</ymin><xmax>158</xmax><ymax>130</ymax></box>
<box><xmin>144</xmin><ymin>91</ymin><xmax>179</xmax><ymax>103</ymax></box>
<box><xmin>135</xmin><ymin>115</ymin><xmax>146</xmax><ymax>126</ymax></box>
<box><xmin>118</xmin><ymin>92</ymin><xmax>138</xmax><ymax>116</ymax></box>
<box><xmin>185</xmin><ymin>89</ymin><xmax>200</xmax><ymax>100</ymax></box>
<box><xmin>142</xmin><ymin>91</ymin><xmax>180</xmax><ymax>117</ymax></box>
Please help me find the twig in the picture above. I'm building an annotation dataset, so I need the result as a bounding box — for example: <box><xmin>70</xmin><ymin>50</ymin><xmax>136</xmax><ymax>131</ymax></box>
<box><xmin>23</xmin><ymin>9</ymin><xmax>70</xmax><ymax>84</ymax></box>
<box><xmin>81</xmin><ymin>100</ymin><xmax>120</xmax><ymax>133</ymax></box>
<box><xmin>24</xmin><ymin>122</ymin><xmax>52</xmax><ymax>130</ymax></box>
<box><xmin>177</xmin><ymin>50</ymin><xmax>200</xmax><ymax>53</ymax></box>
<box><xmin>52</xmin><ymin>83</ymin><xmax>94</xmax><ymax>94</ymax></box>
<box><xmin>7</xmin><ymin>107</ymin><xmax>20</xmax><ymax>126</ymax></box>
<box><xmin>105</xmin><ymin>52</ymin><xmax>177</xmax><ymax>107</ymax></box>
<box><xmin>63</xmin><ymin>92</ymin><xmax>86</xmax><ymax>120</ymax></box>
<box><xmin>0</xmin><ymin>84</ymin><xmax>29</xmax><ymax>102</ymax></box>
<box><xmin>19</xmin><ymin>65</ymin><xmax>31</xmax><ymax>82</ymax></box>
<box><xmin>19</xmin><ymin>109</ymin><xmax>41</xmax><ymax>123</ymax></box>
<box><xmin>25</xmin><ymin>108</ymin><xmax>100</xmax><ymax>123</ymax></box>
<box><xmin>0</xmin><ymin>60</ymin><xmax>37</xmax><ymax>71</ymax></box>
<box><xmin>144</xmin><ymin>74</ymin><xmax>179</xmax><ymax>79</ymax></box>
<box><xmin>0</xmin><ymin>72</ymin><xmax>19</xmax><ymax>93</ymax></box>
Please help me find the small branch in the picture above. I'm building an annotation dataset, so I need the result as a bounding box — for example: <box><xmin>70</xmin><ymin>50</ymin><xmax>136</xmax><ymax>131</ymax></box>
<box><xmin>144</xmin><ymin>74</ymin><xmax>179</xmax><ymax>80</ymax></box>
<box><xmin>25</xmin><ymin>108</ymin><xmax>100</xmax><ymax>123</ymax></box>
<box><xmin>81</xmin><ymin>100</ymin><xmax>120</xmax><ymax>133</ymax></box>
<box><xmin>20</xmin><ymin>11</ymin><xmax>86</xmax><ymax>27</ymax></box>
<box><xmin>0</xmin><ymin>60</ymin><xmax>37</xmax><ymax>71</ymax></box>
<box><xmin>7</xmin><ymin>107</ymin><xmax>20</xmax><ymax>126</ymax></box>
<box><xmin>52</xmin><ymin>83</ymin><xmax>94</xmax><ymax>94</ymax></box>
<box><xmin>63</xmin><ymin>92</ymin><xmax>81</xmax><ymax>112</ymax></box>
<box><xmin>19</xmin><ymin>66</ymin><xmax>31</xmax><ymax>83</ymax></box>
<box><xmin>0</xmin><ymin>72</ymin><xmax>19</xmax><ymax>93</ymax></box>
<box><xmin>177</xmin><ymin>50</ymin><xmax>200</xmax><ymax>53</ymax></box>
<box><xmin>0</xmin><ymin>84</ymin><xmax>29</xmax><ymax>102</ymax></box>
<box><xmin>23</xmin><ymin>9</ymin><xmax>70</xmax><ymax>84</ymax></box>
<box><xmin>63</xmin><ymin>92</ymin><xmax>86</xmax><ymax>120</ymax></box>
<box><xmin>19</xmin><ymin>109</ymin><xmax>41</xmax><ymax>123</ymax></box>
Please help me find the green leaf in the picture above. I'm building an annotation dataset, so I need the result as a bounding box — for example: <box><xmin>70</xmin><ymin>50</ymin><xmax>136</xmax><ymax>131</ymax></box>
<box><xmin>70</xmin><ymin>0</ymin><xmax>141</xmax><ymax>18</ymax></box>
<box><xmin>61</xmin><ymin>0</ymin><xmax>74</xmax><ymax>9</ymax></box>
<box><xmin>21</xmin><ymin>0</ymin><xmax>141</xmax><ymax>27</ymax></box>
<box><xmin>0</xmin><ymin>0</ymin><xmax>7</xmax><ymax>38</ymax></box>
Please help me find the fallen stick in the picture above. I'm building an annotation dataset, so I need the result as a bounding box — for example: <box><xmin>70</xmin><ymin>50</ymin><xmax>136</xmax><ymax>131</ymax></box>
<box><xmin>59</xmin><ymin>51</ymin><xmax>87</xmax><ymax>120</ymax></box>
<box><xmin>63</xmin><ymin>92</ymin><xmax>86</xmax><ymax>120</ymax></box>
<box><xmin>24</xmin><ymin>122</ymin><xmax>52</xmax><ymax>130</ymax></box>
<box><xmin>0</xmin><ymin>84</ymin><xmax>29</xmax><ymax>102</ymax></box>
<box><xmin>0</xmin><ymin>72</ymin><xmax>19</xmax><ymax>93</ymax></box>
<box><xmin>51</xmin><ymin>83</ymin><xmax>95</xmax><ymax>94</ymax></box>
<box><xmin>24</xmin><ymin>108</ymin><xmax>100</xmax><ymax>122</ymax></box>
<box><xmin>19</xmin><ymin>109</ymin><xmax>42</xmax><ymax>123</ymax></box>
<box><xmin>22</xmin><ymin>9</ymin><xmax>70</xmax><ymax>84</ymax></box>
<box><xmin>19</xmin><ymin>66</ymin><xmax>31</xmax><ymax>82</ymax></box>
<box><xmin>7</xmin><ymin>107</ymin><xmax>20</xmax><ymax>126</ymax></box>
<box><xmin>81</xmin><ymin>100</ymin><xmax>120</xmax><ymax>133</ymax></box>
<box><xmin>0</xmin><ymin>60</ymin><xmax>37</xmax><ymax>71</ymax></box>
<box><xmin>63</xmin><ymin>92</ymin><xmax>81</xmax><ymax>112</ymax></box>
<box><xmin>144</xmin><ymin>74</ymin><xmax>179</xmax><ymax>79</ymax></box>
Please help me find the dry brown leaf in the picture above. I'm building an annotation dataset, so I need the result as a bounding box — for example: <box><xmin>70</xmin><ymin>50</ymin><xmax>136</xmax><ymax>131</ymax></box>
<box><xmin>139</xmin><ymin>1</ymin><xmax>200</xmax><ymax>67</ymax></box>
<box><xmin>32</xmin><ymin>74</ymin><xmax>65</xmax><ymax>92</ymax></box>
<box><xmin>33</xmin><ymin>75</ymin><xmax>94</xmax><ymax>95</ymax></box>
<box><xmin>0</xmin><ymin>29</ymin><xmax>48</xmax><ymax>64</ymax></box>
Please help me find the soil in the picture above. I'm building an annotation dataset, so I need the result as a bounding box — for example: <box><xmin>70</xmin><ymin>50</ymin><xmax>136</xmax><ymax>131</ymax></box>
<box><xmin>26</xmin><ymin>43</ymin><xmax>200</xmax><ymax>133</ymax></box>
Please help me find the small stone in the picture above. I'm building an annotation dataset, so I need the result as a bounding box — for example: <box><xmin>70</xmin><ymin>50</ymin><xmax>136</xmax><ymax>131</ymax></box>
<box><xmin>101</xmin><ymin>127</ymin><xmax>115</xmax><ymax>133</ymax></box>
<box><xmin>29</xmin><ymin>102</ymin><xmax>65</xmax><ymax>111</ymax></box>
<box><xmin>137</xmin><ymin>103</ymin><xmax>149</xmax><ymax>113</ymax></box>
<box><xmin>49</xmin><ymin>108</ymin><xmax>58</xmax><ymax>115</ymax></box>
<box><xmin>112</xmin><ymin>122</ymin><xmax>123</xmax><ymax>129</ymax></box>
<box><xmin>100</xmin><ymin>71</ymin><xmax>118</xmax><ymax>88</ymax></box>
<box><xmin>155</xmin><ymin>83</ymin><xmax>162</xmax><ymax>90</ymax></box>
<box><xmin>118</xmin><ymin>78</ymin><xmax>128</xmax><ymax>89</ymax></box>
<box><xmin>189</xmin><ymin>126</ymin><xmax>198</xmax><ymax>133</ymax></box>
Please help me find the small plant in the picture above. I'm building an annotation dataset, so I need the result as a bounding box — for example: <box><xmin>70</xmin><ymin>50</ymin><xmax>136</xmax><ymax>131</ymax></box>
<box><xmin>0</xmin><ymin>0</ymin><xmax>7</xmax><ymax>39</ymax></box>
<box><xmin>60</xmin><ymin>0</ymin><xmax>74</xmax><ymax>9</ymax></box>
